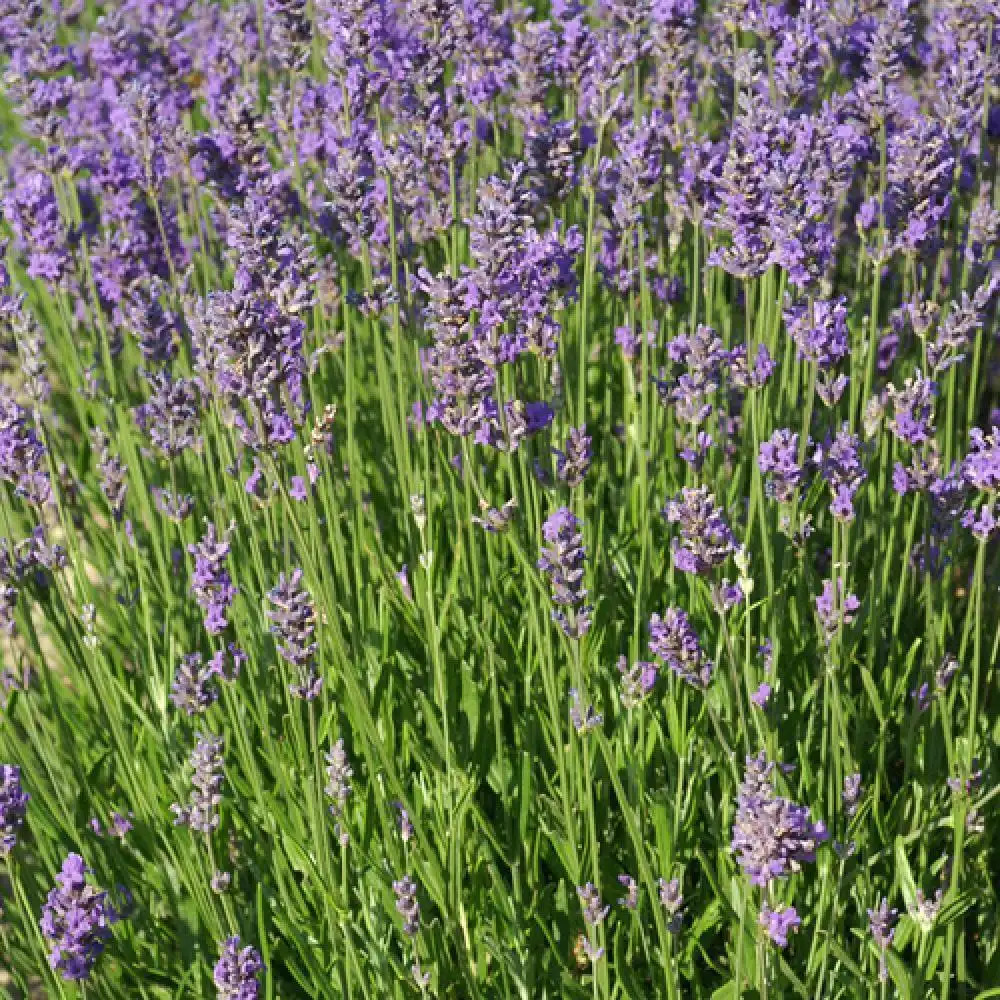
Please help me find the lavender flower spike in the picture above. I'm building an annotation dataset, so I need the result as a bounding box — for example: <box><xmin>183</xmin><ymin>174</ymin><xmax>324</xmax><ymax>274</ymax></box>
<box><xmin>172</xmin><ymin>734</ymin><xmax>225</xmax><ymax>834</ymax></box>
<box><xmin>214</xmin><ymin>936</ymin><xmax>265</xmax><ymax>1000</ymax></box>
<box><xmin>267</xmin><ymin>569</ymin><xmax>322</xmax><ymax>699</ymax></box>
<box><xmin>393</xmin><ymin>875</ymin><xmax>421</xmax><ymax>936</ymax></box>
<box><xmin>40</xmin><ymin>854</ymin><xmax>120</xmax><ymax>981</ymax></box>
<box><xmin>538</xmin><ymin>508</ymin><xmax>592</xmax><ymax>639</ymax></box>
<box><xmin>760</xmin><ymin>904</ymin><xmax>801</xmax><ymax>948</ymax></box>
<box><xmin>649</xmin><ymin>608</ymin><xmax>713</xmax><ymax>689</ymax></box>
<box><xmin>868</xmin><ymin>898</ymin><xmax>898</xmax><ymax>983</ymax></box>
<box><xmin>662</xmin><ymin>487</ymin><xmax>736</xmax><ymax>574</ymax></box>
<box><xmin>732</xmin><ymin>751</ymin><xmax>828</xmax><ymax>887</ymax></box>
<box><xmin>0</xmin><ymin>764</ymin><xmax>29</xmax><ymax>856</ymax></box>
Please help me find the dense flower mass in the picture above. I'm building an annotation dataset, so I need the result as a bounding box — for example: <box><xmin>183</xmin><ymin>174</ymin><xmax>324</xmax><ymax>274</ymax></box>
<box><xmin>0</xmin><ymin>0</ymin><xmax>997</xmax><ymax>996</ymax></box>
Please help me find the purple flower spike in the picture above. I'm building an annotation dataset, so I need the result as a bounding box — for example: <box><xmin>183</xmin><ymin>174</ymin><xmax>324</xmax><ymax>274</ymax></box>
<box><xmin>760</xmin><ymin>904</ymin><xmax>801</xmax><ymax>948</ymax></box>
<box><xmin>732</xmin><ymin>751</ymin><xmax>828</xmax><ymax>888</ymax></box>
<box><xmin>815</xmin><ymin>579</ymin><xmax>861</xmax><ymax>640</ymax></box>
<box><xmin>538</xmin><ymin>508</ymin><xmax>592</xmax><ymax>639</ymax></box>
<box><xmin>617</xmin><ymin>874</ymin><xmax>638</xmax><ymax>910</ymax></box>
<box><xmin>171</xmin><ymin>734</ymin><xmax>225</xmax><ymax>834</ymax></box>
<box><xmin>267</xmin><ymin>569</ymin><xmax>322</xmax><ymax>699</ymax></box>
<box><xmin>648</xmin><ymin>609</ymin><xmax>713</xmax><ymax>689</ymax></box>
<box><xmin>393</xmin><ymin>875</ymin><xmax>421</xmax><ymax>936</ymax></box>
<box><xmin>868</xmin><ymin>898</ymin><xmax>898</xmax><ymax>983</ymax></box>
<box><xmin>40</xmin><ymin>854</ymin><xmax>120</xmax><ymax>982</ymax></box>
<box><xmin>0</xmin><ymin>765</ymin><xmax>29</xmax><ymax>856</ymax></box>
<box><xmin>663</xmin><ymin>487</ymin><xmax>736</xmax><ymax>574</ymax></box>
<box><xmin>758</xmin><ymin>429</ymin><xmax>802</xmax><ymax>502</ymax></box>
<box><xmin>189</xmin><ymin>523</ymin><xmax>237</xmax><ymax>635</ymax></box>
<box><xmin>214</xmin><ymin>936</ymin><xmax>264</xmax><ymax>1000</ymax></box>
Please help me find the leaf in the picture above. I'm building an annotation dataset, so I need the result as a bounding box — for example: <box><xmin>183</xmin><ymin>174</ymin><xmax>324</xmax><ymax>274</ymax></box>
<box><xmin>895</xmin><ymin>836</ymin><xmax>918</xmax><ymax>913</ymax></box>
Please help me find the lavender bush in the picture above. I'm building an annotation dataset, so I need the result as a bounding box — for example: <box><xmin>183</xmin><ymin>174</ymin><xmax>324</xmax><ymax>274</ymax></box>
<box><xmin>0</xmin><ymin>1</ymin><xmax>997</xmax><ymax>997</ymax></box>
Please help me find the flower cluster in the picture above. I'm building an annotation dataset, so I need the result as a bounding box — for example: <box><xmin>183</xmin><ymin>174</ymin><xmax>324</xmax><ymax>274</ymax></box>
<box><xmin>40</xmin><ymin>854</ymin><xmax>121</xmax><ymax>982</ymax></box>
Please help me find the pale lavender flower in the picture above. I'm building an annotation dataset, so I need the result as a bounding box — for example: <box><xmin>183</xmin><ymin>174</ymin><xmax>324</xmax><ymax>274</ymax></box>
<box><xmin>577</xmin><ymin>883</ymin><xmax>609</xmax><ymax>961</ymax></box>
<box><xmin>815</xmin><ymin>579</ymin><xmax>860</xmax><ymax>639</ymax></box>
<box><xmin>843</xmin><ymin>773</ymin><xmax>862</xmax><ymax>817</ymax></box>
<box><xmin>760</xmin><ymin>904</ymin><xmax>800</xmax><ymax>948</ymax></box>
<box><xmin>617</xmin><ymin>874</ymin><xmax>638</xmax><ymax>910</ymax></box>
<box><xmin>394</xmin><ymin>802</ymin><xmax>414</xmax><ymax>844</ymax></box>
<box><xmin>732</xmin><ymin>751</ymin><xmax>828</xmax><ymax>887</ymax></box>
<box><xmin>555</xmin><ymin>426</ymin><xmax>592</xmax><ymax>488</ymax></box>
<box><xmin>658</xmin><ymin>877</ymin><xmax>684</xmax><ymax>933</ymax></box>
<box><xmin>868</xmin><ymin>898</ymin><xmax>898</xmax><ymax>983</ymax></box>
<box><xmin>172</xmin><ymin>734</ymin><xmax>225</xmax><ymax>834</ymax></box>
<box><xmin>617</xmin><ymin>656</ymin><xmax>657</xmax><ymax>708</ymax></box>
<box><xmin>170</xmin><ymin>652</ymin><xmax>220</xmax><ymax>716</ymax></box>
<box><xmin>758</xmin><ymin>429</ymin><xmax>802</xmax><ymax>502</ymax></box>
<box><xmin>569</xmin><ymin>688</ymin><xmax>602</xmax><ymax>734</ymax></box>
<box><xmin>267</xmin><ymin>569</ymin><xmax>321</xmax><ymax>700</ymax></box>
<box><xmin>750</xmin><ymin>683</ymin><xmax>772</xmax><ymax>709</ymax></box>
<box><xmin>325</xmin><ymin>739</ymin><xmax>352</xmax><ymax>836</ymax></box>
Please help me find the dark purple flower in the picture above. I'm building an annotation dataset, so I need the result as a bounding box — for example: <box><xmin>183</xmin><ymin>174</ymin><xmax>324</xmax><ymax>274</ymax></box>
<box><xmin>214</xmin><ymin>936</ymin><xmax>264</xmax><ymax>1000</ymax></box>
<box><xmin>171</xmin><ymin>733</ymin><xmax>225</xmax><ymax>834</ymax></box>
<box><xmin>40</xmin><ymin>854</ymin><xmax>120</xmax><ymax>982</ymax></box>
<box><xmin>760</xmin><ymin>904</ymin><xmax>801</xmax><ymax>948</ymax></box>
<box><xmin>538</xmin><ymin>508</ymin><xmax>592</xmax><ymax>639</ymax></box>
<box><xmin>663</xmin><ymin>487</ymin><xmax>737</xmax><ymax>574</ymax></box>
<box><xmin>732</xmin><ymin>751</ymin><xmax>828</xmax><ymax>887</ymax></box>
<box><xmin>0</xmin><ymin>764</ymin><xmax>29</xmax><ymax>856</ymax></box>
<box><xmin>648</xmin><ymin>608</ymin><xmax>713</xmax><ymax>689</ymax></box>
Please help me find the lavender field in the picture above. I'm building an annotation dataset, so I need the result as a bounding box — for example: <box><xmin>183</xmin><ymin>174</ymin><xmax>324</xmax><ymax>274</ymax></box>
<box><xmin>0</xmin><ymin>0</ymin><xmax>998</xmax><ymax>997</ymax></box>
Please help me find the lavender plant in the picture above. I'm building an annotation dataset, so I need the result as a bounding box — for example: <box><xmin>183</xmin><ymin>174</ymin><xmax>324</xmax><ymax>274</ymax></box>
<box><xmin>0</xmin><ymin>1</ymin><xmax>997</xmax><ymax>997</ymax></box>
